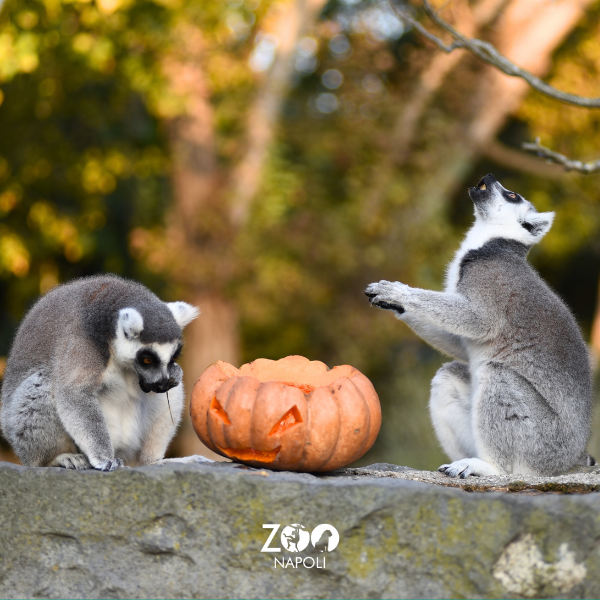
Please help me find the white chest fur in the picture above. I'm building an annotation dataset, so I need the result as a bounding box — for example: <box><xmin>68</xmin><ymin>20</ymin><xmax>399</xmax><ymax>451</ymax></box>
<box><xmin>98</xmin><ymin>359</ymin><xmax>147</xmax><ymax>460</ymax></box>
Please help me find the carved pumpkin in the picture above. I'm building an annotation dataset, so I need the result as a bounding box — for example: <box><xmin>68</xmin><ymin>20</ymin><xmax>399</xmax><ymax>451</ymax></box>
<box><xmin>190</xmin><ymin>355</ymin><xmax>381</xmax><ymax>472</ymax></box>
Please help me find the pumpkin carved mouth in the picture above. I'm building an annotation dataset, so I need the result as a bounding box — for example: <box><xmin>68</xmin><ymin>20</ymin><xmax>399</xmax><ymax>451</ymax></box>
<box><xmin>217</xmin><ymin>446</ymin><xmax>281</xmax><ymax>462</ymax></box>
<box><xmin>210</xmin><ymin>399</ymin><xmax>303</xmax><ymax>462</ymax></box>
<box><xmin>191</xmin><ymin>356</ymin><xmax>381</xmax><ymax>472</ymax></box>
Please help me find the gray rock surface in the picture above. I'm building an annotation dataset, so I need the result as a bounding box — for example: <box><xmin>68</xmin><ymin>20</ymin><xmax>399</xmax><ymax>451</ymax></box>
<box><xmin>1</xmin><ymin>460</ymin><xmax>600</xmax><ymax>599</ymax></box>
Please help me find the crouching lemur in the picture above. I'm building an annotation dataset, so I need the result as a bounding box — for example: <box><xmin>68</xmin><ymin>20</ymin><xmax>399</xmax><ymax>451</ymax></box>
<box><xmin>1</xmin><ymin>275</ymin><xmax>199</xmax><ymax>470</ymax></box>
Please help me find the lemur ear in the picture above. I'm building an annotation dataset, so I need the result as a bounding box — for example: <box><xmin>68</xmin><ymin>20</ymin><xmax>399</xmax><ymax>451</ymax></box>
<box><xmin>118</xmin><ymin>308</ymin><xmax>144</xmax><ymax>340</ymax></box>
<box><xmin>167</xmin><ymin>301</ymin><xmax>200</xmax><ymax>329</ymax></box>
<box><xmin>523</xmin><ymin>211</ymin><xmax>554</xmax><ymax>239</ymax></box>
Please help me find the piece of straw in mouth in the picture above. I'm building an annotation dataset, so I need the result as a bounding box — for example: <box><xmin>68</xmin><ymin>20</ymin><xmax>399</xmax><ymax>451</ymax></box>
<box><xmin>166</xmin><ymin>390</ymin><xmax>174</xmax><ymax>425</ymax></box>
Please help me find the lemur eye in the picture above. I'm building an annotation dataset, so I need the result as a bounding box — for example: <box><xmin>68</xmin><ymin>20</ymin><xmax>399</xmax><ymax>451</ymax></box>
<box><xmin>504</xmin><ymin>190</ymin><xmax>521</xmax><ymax>203</ymax></box>
<box><xmin>143</xmin><ymin>357</ymin><xmax>153</xmax><ymax>365</ymax></box>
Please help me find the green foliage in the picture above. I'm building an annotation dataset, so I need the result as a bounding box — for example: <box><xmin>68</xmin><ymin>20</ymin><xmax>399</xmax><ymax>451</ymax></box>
<box><xmin>2</xmin><ymin>0</ymin><xmax>600</xmax><ymax>468</ymax></box>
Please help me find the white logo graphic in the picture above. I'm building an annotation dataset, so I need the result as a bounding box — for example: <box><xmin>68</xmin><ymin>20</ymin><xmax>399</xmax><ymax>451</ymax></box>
<box><xmin>280</xmin><ymin>524</ymin><xmax>310</xmax><ymax>552</ymax></box>
<box><xmin>261</xmin><ymin>523</ymin><xmax>339</xmax><ymax>568</ymax></box>
<box><xmin>310</xmin><ymin>524</ymin><xmax>339</xmax><ymax>552</ymax></box>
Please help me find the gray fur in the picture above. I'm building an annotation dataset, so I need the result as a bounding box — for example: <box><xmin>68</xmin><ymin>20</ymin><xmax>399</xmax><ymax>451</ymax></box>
<box><xmin>0</xmin><ymin>275</ymin><xmax>199</xmax><ymax>470</ymax></box>
<box><xmin>366</xmin><ymin>174</ymin><xmax>592</xmax><ymax>477</ymax></box>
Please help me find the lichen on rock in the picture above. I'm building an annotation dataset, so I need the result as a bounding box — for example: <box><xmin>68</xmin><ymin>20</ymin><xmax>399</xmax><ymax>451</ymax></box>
<box><xmin>493</xmin><ymin>534</ymin><xmax>587</xmax><ymax>598</ymax></box>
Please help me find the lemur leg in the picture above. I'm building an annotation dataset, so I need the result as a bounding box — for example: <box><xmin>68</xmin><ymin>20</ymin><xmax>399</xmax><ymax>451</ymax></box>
<box><xmin>429</xmin><ymin>362</ymin><xmax>477</xmax><ymax>462</ymax></box>
<box><xmin>473</xmin><ymin>363</ymin><xmax>568</xmax><ymax>477</ymax></box>
<box><xmin>2</xmin><ymin>370</ymin><xmax>79</xmax><ymax>468</ymax></box>
<box><xmin>55</xmin><ymin>384</ymin><xmax>123</xmax><ymax>472</ymax></box>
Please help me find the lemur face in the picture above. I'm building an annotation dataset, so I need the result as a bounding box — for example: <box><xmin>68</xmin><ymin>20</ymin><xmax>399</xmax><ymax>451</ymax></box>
<box><xmin>133</xmin><ymin>341</ymin><xmax>183</xmax><ymax>394</ymax></box>
<box><xmin>467</xmin><ymin>173</ymin><xmax>555</xmax><ymax>245</ymax></box>
<box><xmin>114</xmin><ymin>304</ymin><xmax>197</xmax><ymax>394</ymax></box>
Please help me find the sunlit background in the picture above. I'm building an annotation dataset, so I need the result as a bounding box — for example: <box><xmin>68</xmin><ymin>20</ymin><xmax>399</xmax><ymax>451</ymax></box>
<box><xmin>1</xmin><ymin>0</ymin><xmax>600</xmax><ymax>469</ymax></box>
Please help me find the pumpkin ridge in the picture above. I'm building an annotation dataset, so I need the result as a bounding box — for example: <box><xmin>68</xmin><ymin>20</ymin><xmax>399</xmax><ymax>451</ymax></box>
<box><xmin>313</xmin><ymin>384</ymin><xmax>343</xmax><ymax>472</ymax></box>
<box><xmin>345</xmin><ymin>378</ymin><xmax>372</xmax><ymax>464</ymax></box>
<box><xmin>316</xmin><ymin>377</ymin><xmax>370</xmax><ymax>472</ymax></box>
<box><xmin>299</xmin><ymin>386</ymin><xmax>340</xmax><ymax>471</ymax></box>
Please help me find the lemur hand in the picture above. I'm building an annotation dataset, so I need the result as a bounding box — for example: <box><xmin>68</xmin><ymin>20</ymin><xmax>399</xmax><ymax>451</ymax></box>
<box><xmin>365</xmin><ymin>280</ymin><xmax>411</xmax><ymax>314</ymax></box>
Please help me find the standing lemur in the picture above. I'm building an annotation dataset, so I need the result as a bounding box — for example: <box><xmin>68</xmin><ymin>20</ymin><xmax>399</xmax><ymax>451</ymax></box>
<box><xmin>1</xmin><ymin>275</ymin><xmax>198</xmax><ymax>470</ymax></box>
<box><xmin>366</xmin><ymin>174</ymin><xmax>593</xmax><ymax>478</ymax></box>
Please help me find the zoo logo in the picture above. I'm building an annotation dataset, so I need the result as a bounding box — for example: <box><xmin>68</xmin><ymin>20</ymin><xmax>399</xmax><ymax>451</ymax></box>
<box><xmin>261</xmin><ymin>523</ymin><xmax>339</xmax><ymax>553</ymax></box>
<box><xmin>261</xmin><ymin>523</ymin><xmax>340</xmax><ymax>569</ymax></box>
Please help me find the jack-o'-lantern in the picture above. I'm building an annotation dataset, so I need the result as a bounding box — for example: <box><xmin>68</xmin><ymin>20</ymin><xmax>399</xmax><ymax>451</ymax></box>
<box><xmin>190</xmin><ymin>355</ymin><xmax>381</xmax><ymax>472</ymax></box>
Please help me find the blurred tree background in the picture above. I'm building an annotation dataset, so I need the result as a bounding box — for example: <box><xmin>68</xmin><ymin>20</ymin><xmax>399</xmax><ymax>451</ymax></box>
<box><xmin>0</xmin><ymin>0</ymin><xmax>600</xmax><ymax>469</ymax></box>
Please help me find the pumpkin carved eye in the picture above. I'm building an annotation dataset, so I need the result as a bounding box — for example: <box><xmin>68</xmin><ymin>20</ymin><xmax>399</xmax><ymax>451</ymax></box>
<box><xmin>269</xmin><ymin>405</ymin><xmax>303</xmax><ymax>436</ymax></box>
<box><xmin>210</xmin><ymin>397</ymin><xmax>231</xmax><ymax>425</ymax></box>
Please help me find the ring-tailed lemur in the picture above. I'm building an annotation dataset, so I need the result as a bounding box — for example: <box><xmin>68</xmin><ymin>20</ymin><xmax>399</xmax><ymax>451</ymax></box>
<box><xmin>0</xmin><ymin>275</ymin><xmax>199</xmax><ymax>470</ymax></box>
<box><xmin>365</xmin><ymin>173</ymin><xmax>593</xmax><ymax>478</ymax></box>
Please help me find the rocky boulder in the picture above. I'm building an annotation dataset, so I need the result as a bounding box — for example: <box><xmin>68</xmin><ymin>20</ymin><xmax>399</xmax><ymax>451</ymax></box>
<box><xmin>1</xmin><ymin>460</ymin><xmax>599</xmax><ymax>598</ymax></box>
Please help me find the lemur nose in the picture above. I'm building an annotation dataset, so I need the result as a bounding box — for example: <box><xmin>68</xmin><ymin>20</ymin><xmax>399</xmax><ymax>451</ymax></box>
<box><xmin>153</xmin><ymin>379</ymin><xmax>174</xmax><ymax>393</ymax></box>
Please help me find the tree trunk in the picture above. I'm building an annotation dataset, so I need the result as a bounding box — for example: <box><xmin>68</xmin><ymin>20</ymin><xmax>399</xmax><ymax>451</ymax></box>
<box><xmin>162</xmin><ymin>0</ymin><xmax>328</xmax><ymax>458</ymax></box>
<box><xmin>168</xmin><ymin>293</ymin><xmax>241</xmax><ymax>458</ymax></box>
<box><xmin>230</xmin><ymin>0</ymin><xmax>330</xmax><ymax>225</ymax></box>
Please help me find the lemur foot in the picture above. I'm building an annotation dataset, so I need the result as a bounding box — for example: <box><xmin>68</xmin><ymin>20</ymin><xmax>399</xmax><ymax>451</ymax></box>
<box><xmin>365</xmin><ymin>280</ymin><xmax>408</xmax><ymax>314</ymax></box>
<box><xmin>438</xmin><ymin>458</ymin><xmax>500</xmax><ymax>478</ymax></box>
<box><xmin>93</xmin><ymin>458</ymin><xmax>124</xmax><ymax>472</ymax></box>
<box><xmin>50</xmin><ymin>453</ymin><xmax>92</xmax><ymax>470</ymax></box>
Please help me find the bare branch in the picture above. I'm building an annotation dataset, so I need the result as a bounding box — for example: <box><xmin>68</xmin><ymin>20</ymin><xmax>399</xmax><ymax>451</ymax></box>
<box><xmin>485</xmin><ymin>139</ymin><xmax>567</xmax><ymax>179</ymax></box>
<box><xmin>389</xmin><ymin>0</ymin><xmax>600</xmax><ymax>108</ymax></box>
<box><xmin>522</xmin><ymin>138</ymin><xmax>600</xmax><ymax>174</ymax></box>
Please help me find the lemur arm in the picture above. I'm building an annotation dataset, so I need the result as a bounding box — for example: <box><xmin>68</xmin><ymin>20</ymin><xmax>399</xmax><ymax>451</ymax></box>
<box><xmin>53</xmin><ymin>338</ymin><xmax>122</xmax><ymax>471</ymax></box>
<box><xmin>366</xmin><ymin>280</ymin><xmax>492</xmax><ymax>341</ymax></box>
<box><xmin>400</xmin><ymin>312</ymin><xmax>469</xmax><ymax>362</ymax></box>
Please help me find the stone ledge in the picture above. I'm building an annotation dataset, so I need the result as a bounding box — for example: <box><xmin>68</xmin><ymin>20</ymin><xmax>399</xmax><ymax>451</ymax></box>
<box><xmin>0</xmin><ymin>460</ymin><xmax>599</xmax><ymax>599</ymax></box>
<box><xmin>343</xmin><ymin>463</ymin><xmax>600</xmax><ymax>494</ymax></box>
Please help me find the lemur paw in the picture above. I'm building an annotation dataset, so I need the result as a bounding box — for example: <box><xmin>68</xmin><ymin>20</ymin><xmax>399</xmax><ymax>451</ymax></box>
<box><xmin>51</xmin><ymin>453</ymin><xmax>92</xmax><ymax>470</ymax></box>
<box><xmin>94</xmin><ymin>458</ymin><xmax>124</xmax><ymax>472</ymax></box>
<box><xmin>438</xmin><ymin>458</ymin><xmax>500</xmax><ymax>478</ymax></box>
<box><xmin>365</xmin><ymin>280</ymin><xmax>411</xmax><ymax>314</ymax></box>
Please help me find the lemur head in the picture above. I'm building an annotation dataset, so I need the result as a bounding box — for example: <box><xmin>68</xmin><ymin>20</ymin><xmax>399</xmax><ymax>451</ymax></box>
<box><xmin>115</xmin><ymin>301</ymin><xmax>199</xmax><ymax>394</ymax></box>
<box><xmin>467</xmin><ymin>173</ymin><xmax>554</xmax><ymax>246</ymax></box>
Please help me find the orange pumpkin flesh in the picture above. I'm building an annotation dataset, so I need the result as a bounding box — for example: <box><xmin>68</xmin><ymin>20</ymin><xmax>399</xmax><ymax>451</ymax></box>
<box><xmin>190</xmin><ymin>355</ymin><xmax>381</xmax><ymax>472</ymax></box>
